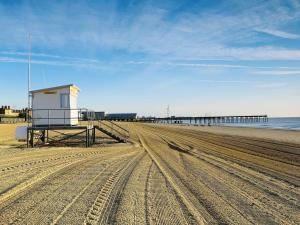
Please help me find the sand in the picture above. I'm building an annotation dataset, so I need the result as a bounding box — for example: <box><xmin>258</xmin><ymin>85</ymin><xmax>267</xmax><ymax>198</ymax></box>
<box><xmin>176</xmin><ymin>124</ymin><xmax>300</xmax><ymax>145</ymax></box>
<box><xmin>0</xmin><ymin>123</ymin><xmax>27</xmax><ymax>145</ymax></box>
<box><xmin>0</xmin><ymin>123</ymin><xmax>299</xmax><ymax>225</ymax></box>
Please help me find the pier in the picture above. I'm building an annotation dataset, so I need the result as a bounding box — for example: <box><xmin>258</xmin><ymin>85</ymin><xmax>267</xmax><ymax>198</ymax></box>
<box><xmin>138</xmin><ymin>115</ymin><xmax>268</xmax><ymax>125</ymax></box>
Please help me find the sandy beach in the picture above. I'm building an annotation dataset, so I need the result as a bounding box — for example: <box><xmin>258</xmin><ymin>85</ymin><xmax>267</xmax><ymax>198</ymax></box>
<box><xmin>0</xmin><ymin>122</ymin><xmax>299</xmax><ymax>225</ymax></box>
<box><xmin>169</xmin><ymin>124</ymin><xmax>300</xmax><ymax>145</ymax></box>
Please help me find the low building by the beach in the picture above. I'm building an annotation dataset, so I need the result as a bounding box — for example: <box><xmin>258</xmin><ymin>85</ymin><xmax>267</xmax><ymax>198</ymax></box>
<box><xmin>0</xmin><ymin>106</ymin><xmax>20</xmax><ymax>117</ymax></box>
<box><xmin>105</xmin><ymin>113</ymin><xmax>137</xmax><ymax>121</ymax></box>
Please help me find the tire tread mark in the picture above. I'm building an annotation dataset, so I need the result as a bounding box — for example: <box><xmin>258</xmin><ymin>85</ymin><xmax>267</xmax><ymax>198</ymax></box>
<box><xmin>138</xmin><ymin>134</ymin><xmax>214</xmax><ymax>225</ymax></box>
<box><xmin>83</xmin><ymin>151</ymin><xmax>145</xmax><ymax>225</ymax></box>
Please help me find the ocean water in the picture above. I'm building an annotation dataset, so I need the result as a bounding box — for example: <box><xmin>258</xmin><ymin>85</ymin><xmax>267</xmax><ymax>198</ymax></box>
<box><xmin>220</xmin><ymin>117</ymin><xmax>300</xmax><ymax>131</ymax></box>
<box><xmin>178</xmin><ymin>117</ymin><xmax>300</xmax><ymax>131</ymax></box>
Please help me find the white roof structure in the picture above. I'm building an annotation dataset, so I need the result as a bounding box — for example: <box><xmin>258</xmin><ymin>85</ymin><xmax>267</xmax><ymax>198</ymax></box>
<box><xmin>30</xmin><ymin>84</ymin><xmax>80</xmax><ymax>94</ymax></box>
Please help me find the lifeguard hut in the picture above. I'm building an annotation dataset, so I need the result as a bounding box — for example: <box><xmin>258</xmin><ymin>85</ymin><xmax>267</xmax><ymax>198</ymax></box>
<box><xmin>31</xmin><ymin>84</ymin><xmax>80</xmax><ymax>126</ymax></box>
<box><xmin>24</xmin><ymin>84</ymin><xmax>96</xmax><ymax>147</ymax></box>
<box><xmin>23</xmin><ymin>84</ymin><xmax>129</xmax><ymax>148</ymax></box>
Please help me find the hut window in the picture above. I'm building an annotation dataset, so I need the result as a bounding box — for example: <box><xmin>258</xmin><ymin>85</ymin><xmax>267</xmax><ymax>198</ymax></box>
<box><xmin>60</xmin><ymin>94</ymin><xmax>69</xmax><ymax>108</ymax></box>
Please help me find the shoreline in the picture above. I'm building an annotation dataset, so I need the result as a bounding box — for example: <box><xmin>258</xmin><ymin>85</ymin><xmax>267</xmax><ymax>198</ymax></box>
<box><xmin>152</xmin><ymin>123</ymin><xmax>300</xmax><ymax>145</ymax></box>
<box><xmin>205</xmin><ymin>124</ymin><xmax>300</xmax><ymax>131</ymax></box>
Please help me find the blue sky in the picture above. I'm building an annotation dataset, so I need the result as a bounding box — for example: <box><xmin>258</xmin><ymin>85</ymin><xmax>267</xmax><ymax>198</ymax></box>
<box><xmin>0</xmin><ymin>0</ymin><xmax>300</xmax><ymax>117</ymax></box>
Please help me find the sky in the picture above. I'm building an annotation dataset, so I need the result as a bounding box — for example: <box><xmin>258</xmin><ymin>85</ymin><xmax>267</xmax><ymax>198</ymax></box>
<box><xmin>0</xmin><ymin>0</ymin><xmax>300</xmax><ymax>117</ymax></box>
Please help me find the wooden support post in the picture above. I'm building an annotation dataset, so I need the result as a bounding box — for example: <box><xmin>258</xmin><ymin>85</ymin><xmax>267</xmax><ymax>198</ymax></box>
<box><xmin>86</xmin><ymin>128</ymin><xmax>88</xmax><ymax>148</ymax></box>
<box><xmin>93</xmin><ymin>127</ymin><xmax>96</xmax><ymax>145</ymax></box>
<box><xmin>27</xmin><ymin>128</ymin><xmax>29</xmax><ymax>148</ymax></box>
<box><xmin>41</xmin><ymin>130</ymin><xmax>46</xmax><ymax>144</ymax></box>
<box><xmin>88</xmin><ymin>128</ymin><xmax>90</xmax><ymax>147</ymax></box>
<box><xmin>30</xmin><ymin>130</ymin><xmax>34</xmax><ymax>147</ymax></box>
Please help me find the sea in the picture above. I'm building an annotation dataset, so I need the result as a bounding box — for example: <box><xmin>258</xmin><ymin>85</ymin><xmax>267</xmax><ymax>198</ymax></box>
<box><xmin>180</xmin><ymin>117</ymin><xmax>300</xmax><ymax>131</ymax></box>
<box><xmin>220</xmin><ymin>117</ymin><xmax>300</xmax><ymax>131</ymax></box>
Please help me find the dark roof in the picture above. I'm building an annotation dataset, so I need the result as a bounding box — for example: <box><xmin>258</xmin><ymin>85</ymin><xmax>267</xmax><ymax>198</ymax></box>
<box><xmin>30</xmin><ymin>84</ymin><xmax>80</xmax><ymax>94</ymax></box>
<box><xmin>106</xmin><ymin>113</ymin><xmax>137</xmax><ymax>116</ymax></box>
<box><xmin>105</xmin><ymin>113</ymin><xmax>137</xmax><ymax>119</ymax></box>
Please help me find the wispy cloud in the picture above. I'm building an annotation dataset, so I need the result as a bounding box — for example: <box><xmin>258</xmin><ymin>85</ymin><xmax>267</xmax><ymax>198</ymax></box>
<box><xmin>0</xmin><ymin>1</ymin><xmax>300</xmax><ymax>60</ymax></box>
<box><xmin>254</xmin><ymin>70</ymin><xmax>300</xmax><ymax>75</ymax></box>
<box><xmin>0</xmin><ymin>56</ymin><xmax>108</xmax><ymax>70</ymax></box>
<box><xmin>255</xmin><ymin>83</ymin><xmax>287</xmax><ymax>88</ymax></box>
<box><xmin>255</xmin><ymin>28</ymin><xmax>300</xmax><ymax>39</ymax></box>
<box><xmin>0</xmin><ymin>51</ymin><xmax>99</xmax><ymax>62</ymax></box>
<box><xmin>198</xmin><ymin>80</ymin><xmax>251</xmax><ymax>83</ymax></box>
<box><xmin>1</xmin><ymin>53</ymin><xmax>299</xmax><ymax>70</ymax></box>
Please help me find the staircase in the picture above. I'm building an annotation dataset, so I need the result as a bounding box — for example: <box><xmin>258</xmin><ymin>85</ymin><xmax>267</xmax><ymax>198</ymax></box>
<box><xmin>95</xmin><ymin>121</ymin><xmax>129</xmax><ymax>143</ymax></box>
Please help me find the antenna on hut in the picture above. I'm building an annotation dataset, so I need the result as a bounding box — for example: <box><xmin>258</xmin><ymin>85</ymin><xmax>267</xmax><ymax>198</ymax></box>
<box><xmin>27</xmin><ymin>33</ymin><xmax>31</xmax><ymax>123</ymax></box>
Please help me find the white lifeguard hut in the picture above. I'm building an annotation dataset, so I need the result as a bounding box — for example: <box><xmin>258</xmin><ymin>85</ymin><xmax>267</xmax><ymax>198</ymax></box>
<box><xmin>23</xmin><ymin>84</ymin><xmax>129</xmax><ymax>148</ymax></box>
<box><xmin>30</xmin><ymin>84</ymin><xmax>80</xmax><ymax>126</ymax></box>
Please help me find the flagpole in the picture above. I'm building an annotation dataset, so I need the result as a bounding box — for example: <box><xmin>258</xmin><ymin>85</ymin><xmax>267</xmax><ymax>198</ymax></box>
<box><xmin>28</xmin><ymin>34</ymin><xmax>31</xmax><ymax>123</ymax></box>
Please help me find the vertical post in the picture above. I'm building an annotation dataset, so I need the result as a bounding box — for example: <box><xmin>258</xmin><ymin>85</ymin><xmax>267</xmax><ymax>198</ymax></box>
<box><xmin>86</xmin><ymin>128</ymin><xmax>88</xmax><ymax>148</ymax></box>
<box><xmin>64</xmin><ymin>109</ymin><xmax>66</xmax><ymax>126</ymax></box>
<box><xmin>46</xmin><ymin>130</ymin><xmax>49</xmax><ymax>143</ymax></box>
<box><xmin>42</xmin><ymin>130</ymin><xmax>45</xmax><ymax>143</ymax></box>
<box><xmin>93</xmin><ymin>127</ymin><xmax>96</xmax><ymax>144</ymax></box>
<box><xmin>30</xmin><ymin>130</ymin><xmax>34</xmax><ymax>147</ymax></box>
<box><xmin>27</xmin><ymin>34</ymin><xmax>31</xmax><ymax>128</ymax></box>
<box><xmin>27</xmin><ymin>128</ymin><xmax>29</xmax><ymax>148</ymax></box>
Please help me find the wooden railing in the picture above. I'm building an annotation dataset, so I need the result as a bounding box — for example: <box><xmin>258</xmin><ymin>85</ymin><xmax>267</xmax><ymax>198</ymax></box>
<box><xmin>97</xmin><ymin>120</ymin><xmax>129</xmax><ymax>140</ymax></box>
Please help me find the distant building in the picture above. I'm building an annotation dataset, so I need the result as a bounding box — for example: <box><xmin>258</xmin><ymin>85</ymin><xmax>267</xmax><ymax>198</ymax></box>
<box><xmin>0</xmin><ymin>106</ymin><xmax>19</xmax><ymax>117</ymax></box>
<box><xmin>82</xmin><ymin>111</ymin><xmax>95</xmax><ymax>121</ymax></box>
<box><xmin>95</xmin><ymin>111</ymin><xmax>105</xmax><ymax>120</ymax></box>
<box><xmin>81</xmin><ymin>111</ymin><xmax>105</xmax><ymax>121</ymax></box>
<box><xmin>30</xmin><ymin>84</ymin><xmax>80</xmax><ymax>126</ymax></box>
<box><xmin>105</xmin><ymin>113</ymin><xmax>137</xmax><ymax>121</ymax></box>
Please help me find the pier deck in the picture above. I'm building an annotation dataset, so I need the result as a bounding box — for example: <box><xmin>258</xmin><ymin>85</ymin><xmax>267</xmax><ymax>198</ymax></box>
<box><xmin>138</xmin><ymin>115</ymin><xmax>268</xmax><ymax>125</ymax></box>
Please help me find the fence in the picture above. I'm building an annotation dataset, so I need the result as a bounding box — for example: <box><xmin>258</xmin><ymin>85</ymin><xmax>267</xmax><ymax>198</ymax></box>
<box><xmin>0</xmin><ymin>117</ymin><xmax>26</xmax><ymax>124</ymax></box>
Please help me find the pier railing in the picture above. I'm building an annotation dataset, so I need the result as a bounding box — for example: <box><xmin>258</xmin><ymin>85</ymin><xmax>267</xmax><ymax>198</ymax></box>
<box><xmin>138</xmin><ymin>115</ymin><xmax>268</xmax><ymax>125</ymax></box>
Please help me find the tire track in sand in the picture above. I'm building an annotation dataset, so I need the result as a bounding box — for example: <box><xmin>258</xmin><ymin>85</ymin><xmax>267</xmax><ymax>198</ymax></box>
<box><xmin>138</xmin><ymin>134</ymin><xmax>217</xmax><ymax>225</ymax></box>
<box><xmin>83</xmin><ymin>151</ymin><xmax>145</xmax><ymax>225</ymax></box>
<box><xmin>50</xmin><ymin>154</ymin><xmax>135</xmax><ymax>225</ymax></box>
<box><xmin>140</xmin><ymin>124</ymin><xmax>299</xmax><ymax>225</ymax></box>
